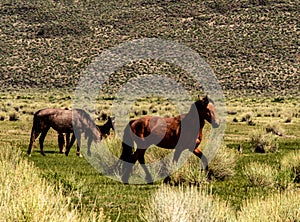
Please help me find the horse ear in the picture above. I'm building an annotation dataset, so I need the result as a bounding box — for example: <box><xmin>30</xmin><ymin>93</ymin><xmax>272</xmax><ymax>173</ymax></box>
<box><xmin>198</xmin><ymin>95</ymin><xmax>209</xmax><ymax>106</ymax></box>
<box><xmin>203</xmin><ymin>95</ymin><xmax>209</xmax><ymax>106</ymax></box>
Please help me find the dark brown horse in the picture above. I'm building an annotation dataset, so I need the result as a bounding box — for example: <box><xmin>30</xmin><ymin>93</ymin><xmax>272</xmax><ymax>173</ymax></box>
<box><xmin>27</xmin><ymin>108</ymin><xmax>100</xmax><ymax>157</ymax></box>
<box><xmin>120</xmin><ymin>95</ymin><xmax>220</xmax><ymax>183</ymax></box>
<box><xmin>64</xmin><ymin>116</ymin><xmax>115</xmax><ymax>156</ymax></box>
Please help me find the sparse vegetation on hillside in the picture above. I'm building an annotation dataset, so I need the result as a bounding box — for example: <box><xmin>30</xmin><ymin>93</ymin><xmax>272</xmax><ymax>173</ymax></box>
<box><xmin>0</xmin><ymin>0</ymin><xmax>299</xmax><ymax>96</ymax></box>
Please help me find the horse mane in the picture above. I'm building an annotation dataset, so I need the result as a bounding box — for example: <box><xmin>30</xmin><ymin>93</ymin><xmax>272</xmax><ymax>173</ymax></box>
<box><xmin>74</xmin><ymin>109</ymin><xmax>99</xmax><ymax>141</ymax></box>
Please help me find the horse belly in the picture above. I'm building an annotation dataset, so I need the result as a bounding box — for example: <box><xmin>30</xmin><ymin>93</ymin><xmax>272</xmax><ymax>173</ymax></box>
<box><xmin>156</xmin><ymin>135</ymin><xmax>179</xmax><ymax>149</ymax></box>
<box><xmin>51</xmin><ymin>121</ymin><xmax>73</xmax><ymax>133</ymax></box>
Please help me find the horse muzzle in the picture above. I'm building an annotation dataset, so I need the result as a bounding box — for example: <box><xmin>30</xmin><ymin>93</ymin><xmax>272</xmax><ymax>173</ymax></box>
<box><xmin>212</xmin><ymin>120</ymin><xmax>220</xmax><ymax>128</ymax></box>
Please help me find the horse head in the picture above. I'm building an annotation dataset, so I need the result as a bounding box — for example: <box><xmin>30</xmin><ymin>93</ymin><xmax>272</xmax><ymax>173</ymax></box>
<box><xmin>196</xmin><ymin>95</ymin><xmax>220</xmax><ymax>128</ymax></box>
<box><xmin>107</xmin><ymin>116</ymin><xmax>115</xmax><ymax>132</ymax></box>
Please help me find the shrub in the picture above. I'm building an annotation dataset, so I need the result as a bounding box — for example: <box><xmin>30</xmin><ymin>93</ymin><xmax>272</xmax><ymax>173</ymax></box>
<box><xmin>9</xmin><ymin>112</ymin><xmax>19</xmax><ymax>121</ymax></box>
<box><xmin>169</xmin><ymin>144</ymin><xmax>236</xmax><ymax>184</ymax></box>
<box><xmin>168</xmin><ymin>156</ymin><xmax>209</xmax><ymax>185</ymax></box>
<box><xmin>250</xmin><ymin>129</ymin><xmax>279</xmax><ymax>153</ymax></box>
<box><xmin>284</xmin><ymin>117</ymin><xmax>292</xmax><ymax>123</ymax></box>
<box><xmin>237</xmin><ymin>190</ymin><xmax>300</xmax><ymax>221</ymax></box>
<box><xmin>142</xmin><ymin>185</ymin><xmax>235</xmax><ymax>222</ymax></box>
<box><xmin>208</xmin><ymin>144</ymin><xmax>237</xmax><ymax>180</ymax></box>
<box><xmin>265</xmin><ymin>122</ymin><xmax>284</xmax><ymax>136</ymax></box>
<box><xmin>243</xmin><ymin>162</ymin><xmax>278</xmax><ymax>187</ymax></box>
<box><xmin>281</xmin><ymin>150</ymin><xmax>300</xmax><ymax>183</ymax></box>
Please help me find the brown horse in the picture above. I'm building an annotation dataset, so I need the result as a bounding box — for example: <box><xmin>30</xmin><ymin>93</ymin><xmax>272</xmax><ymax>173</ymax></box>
<box><xmin>64</xmin><ymin>116</ymin><xmax>115</xmax><ymax>156</ymax></box>
<box><xmin>120</xmin><ymin>95</ymin><xmax>220</xmax><ymax>183</ymax></box>
<box><xmin>27</xmin><ymin>108</ymin><xmax>100</xmax><ymax>157</ymax></box>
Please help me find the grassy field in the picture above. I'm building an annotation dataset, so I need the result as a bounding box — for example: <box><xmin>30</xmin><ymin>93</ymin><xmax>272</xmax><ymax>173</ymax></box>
<box><xmin>0</xmin><ymin>91</ymin><xmax>299</xmax><ymax>221</ymax></box>
<box><xmin>1</xmin><ymin>0</ymin><xmax>299</xmax><ymax>220</ymax></box>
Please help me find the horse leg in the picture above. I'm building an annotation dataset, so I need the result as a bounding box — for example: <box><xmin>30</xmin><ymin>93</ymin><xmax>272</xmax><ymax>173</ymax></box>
<box><xmin>65</xmin><ymin>133</ymin><xmax>71</xmax><ymax>149</ymax></box>
<box><xmin>173</xmin><ymin>147</ymin><xmax>184</xmax><ymax>163</ymax></box>
<box><xmin>87</xmin><ymin>136</ymin><xmax>92</xmax><ymax>157</ymax></box>
<box><xmin>193</xmin><ymin>147</ymin><xmax>208</xmax><ymax>171</ymax></box>
<box><xmin>161</xmin><ymin>147</ymin><xmax>185</xmax><ymax>184</ymax></box>
<box><xmin>76</xmin><ymin>134</ymin><xmax>83</xmax><ymax>157</ymax></box>
<box><xmin>135</xmin><ymin>148</ymin><xmax>153</xmax><ymax>183</ymax></box>
<box><xmin>65</xmin><ymin>133</ymin><xmax>76</xmax><ymax>156</ymax></box>
<box><xmin>27</xmin><ymin>128</ymin><xmax>41</xmax><ymax>156</ymax></box>
<box><xmin>121</xmin><ymin>150</ymin><xmax>138</xmax><ymax>184</ymax></box>
<box><xmin>39</xmin><ymin>128</ymin><xmax>50</xmax><ymax>156</ymax></box>
<box><xmin>58</xmin><ymin>133</ymin><xmax>65</xmax><ymax>153</ymax></box>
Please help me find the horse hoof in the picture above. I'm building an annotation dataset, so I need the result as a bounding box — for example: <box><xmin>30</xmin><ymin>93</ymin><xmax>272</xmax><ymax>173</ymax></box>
<box><xmin>163</xmin><ymin>176</ymin><xmax>172</xmax><ymax>184</ymax></box>
<box><xmin>76</xmin><ymin>152</ymin><xmax>83</xmax><ymax>158</ymax></box>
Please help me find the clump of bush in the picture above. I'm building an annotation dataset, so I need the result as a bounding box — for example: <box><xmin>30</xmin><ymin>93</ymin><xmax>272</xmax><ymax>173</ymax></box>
<box><xmin>237</xmin><ymin>190</ymin><xmax>300</xmax><ymax>221</ymax></box>
<box><xmin>208</xmin><ymin>144</ymin><xmax>237</xmax><ymax>180</ymax></box>
<box><xmin>281</xmin><ymin>150</ymin><xmax>300</xmax><ymax>183</ymax></box>
<box><xmin>250</xmin><ymin>128</ymin><xmax>279</xmax><ymax>153</ymax></box>
<box><xmin>243</xmin><ymin>162</ymin><xmax>278</xmax><ymax>187</ymax></box>
<box><xmin>169</xmin><ymin>144</ymin><xmax>236</xmax><ymax>185</ymax></box>
<box><xmin>142</xmin><ymin>185</ymin><xmax>235</xmax><ymax>222</ymax></box>
<box><xmin>9</xmin><ymin>112</ymin><xmax>19</xmax><ymax>121</ymax></box>
<box><xmin>168</xmin><ymin>156</ymin><xmax>209</xmax><ymax>185</ymax></box>
<box><xmin>265</xmin><ymin>122</ymin><xmax>284</xmax><ymax>136</ymax></box>
<box><xmin>241</xmin><ymin>113</ymin><xmax>255</xmax><ymax>126</ymax></box>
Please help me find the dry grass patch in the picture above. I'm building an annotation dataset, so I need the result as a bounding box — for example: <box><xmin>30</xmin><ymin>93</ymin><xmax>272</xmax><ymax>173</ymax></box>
<box><xmin>250</xmin><ymin>128</ymin><xmax>279</xmax><ymax>153</ymax></box>
<box><xmin>142</xmin><ymin>185</ymin><xmax>235</xmax><ymax>222</ymax></box>
<box><xmin>169</xmin><ymin>144</ymin><xmax>237</xmax><ymax>185</ymax></box>
<box><xmin>243</xmin><ymin>162</ymin><xmax>278</xmax><ymax>187</ymax></box>
<box><xmin>281</xmin><ymin>150</ymin><xmax>300</xmax><ymax>183</ymax></box>
<box><xmin>208</xmin><ymin>144</ymin><xmax>237</xmax><ymax>180</ymax></box>
<box><xmin>237</xmin><ymin>190</ymin><xmax>300</xmax><ymax>221</ymax></box>
<box><xmin>0</xmin><ymin>144</ymin><xmax>108</xmax><ymax>222</ymax></box>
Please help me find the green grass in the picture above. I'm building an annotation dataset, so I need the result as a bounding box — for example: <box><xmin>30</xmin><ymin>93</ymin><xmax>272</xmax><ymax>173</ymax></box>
<box><xmin>0</xmin><ymin>91</ymin><xmax>299</xmax><ymax>220</ymax></box>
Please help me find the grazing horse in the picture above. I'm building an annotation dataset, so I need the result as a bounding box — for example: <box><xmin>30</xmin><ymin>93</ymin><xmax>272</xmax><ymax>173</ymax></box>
<box><xmin>64</xmin><ymin>116</ymin><xmax>115</xmax><ymax>156</ymax></box>
<box><xmin>120</xmin><ymin>95</ymin><xmax>220</xmax><ymax>183</ymax></box>
<box><xmin>27</xmin><ymin>108</ymin><xmax>100</xmax><ymax>157</ymax></box>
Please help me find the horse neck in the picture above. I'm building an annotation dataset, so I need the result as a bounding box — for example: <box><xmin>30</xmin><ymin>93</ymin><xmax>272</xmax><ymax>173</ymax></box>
<box><xmin>77</xmin><ymin>110</ymin><xmax>99</xmax><ymax>140</ymax></box>
<box><xmin>182</xmin><ymin>105</ymin><xmax>205</xmax><ymax>134</ymax></box>
<box><xmin>100</xmin><ymin>122</ymin><xmax>111</xmax><ymax>134</ymax></box>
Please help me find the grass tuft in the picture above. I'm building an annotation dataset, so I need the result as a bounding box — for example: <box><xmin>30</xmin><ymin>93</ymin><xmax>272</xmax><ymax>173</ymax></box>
<box><xmin>281</xmin><ymin>150</ymin><xmax>300</xmax><ymax>183</ymax></box>
<box><xmin>142</xmin><ymin>185</ymin><xmax>235</xmax><ymax>222</ymax></box>
<box><xmin>243</xmin><ymin>162</ymin><xmax>278</xmax><ymax>187</ymax></box>
<box><xmin>250</xmin><ymin>128</ymin><xmax>279</xmax><ymax>153</ymax></box>
<box><xmin>238</xmin><ymin>190</ymin><xmax>300</xmax><ymax>221</ymax></box>
<box><xmin>0</xmin><ymin>144</ymin><xmax>109</xmax><ymax>222</ymax></box>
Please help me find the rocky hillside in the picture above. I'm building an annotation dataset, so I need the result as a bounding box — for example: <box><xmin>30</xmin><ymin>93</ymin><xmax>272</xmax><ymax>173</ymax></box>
<box><xmin>0</xmin><ymin>0</ymin><xmax>299</xmax><ymax>97</ymax></box>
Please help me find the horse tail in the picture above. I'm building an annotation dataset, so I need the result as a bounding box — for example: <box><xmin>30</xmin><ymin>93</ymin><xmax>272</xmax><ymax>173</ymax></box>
<box><xmin>120</xmin><ymin>121</ymin><xmax>135</xmax><ymax>163</ymax></box>
<box><xmin>27</xmin><ymin>111</ymin><xmax>41</xmax><ymax>155</ymax></box>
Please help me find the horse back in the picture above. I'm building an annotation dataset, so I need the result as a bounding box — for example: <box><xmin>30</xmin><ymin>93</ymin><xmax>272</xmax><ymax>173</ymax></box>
<box><xmin>34</xmin><ymin>108</ymin><xmax>73</xmax><ymax>132</ymax></box>
<box><xmin>129</xmin><ymin>115</ymin><xmax>182</xmax><ymax>149</ymax></box>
